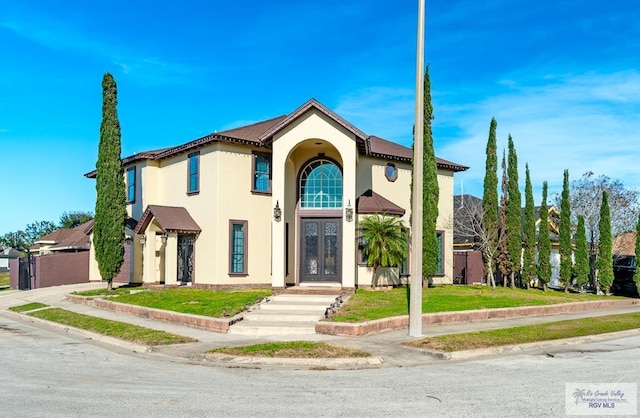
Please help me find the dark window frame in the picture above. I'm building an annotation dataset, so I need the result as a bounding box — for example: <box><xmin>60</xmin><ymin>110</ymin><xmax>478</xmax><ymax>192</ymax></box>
<box><xmin>251</xmin><ymin>151</ymin><xmax>272</xmax><ymax>195</ymax></box>
<box><xmin>187</xmin><ymin>152</ymin><xmax>200</xmax><ymax>195</ymax></box>
<box><xmin>126</xmin><ymin>166</ymin><xmax>136</xmax><ymax>203</ymax></box>
<box><xmin>229</xmin><ymin>220</ymin><xmax>248</xmax><ymax>276</ymax></box>
<box><xmin>384</xmin><ymin>163</ymin><xmax>398</xmax><ymax>182</ymax></box>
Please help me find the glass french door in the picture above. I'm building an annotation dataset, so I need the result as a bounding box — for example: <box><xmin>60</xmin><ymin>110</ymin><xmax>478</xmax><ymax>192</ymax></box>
<box><xmin>300</xmin><ymin>218</ymin><xmax>341</xmax><ymax>282</ymax></box>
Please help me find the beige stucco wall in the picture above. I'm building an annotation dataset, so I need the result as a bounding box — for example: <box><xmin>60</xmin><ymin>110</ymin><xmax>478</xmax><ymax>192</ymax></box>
<box><xmin>354</xmin><ymin>161</ymin><xmax>456</xmax><ymax>286</ymax></box>
<box><xmin>272</xmin><ymin>109</ymin><xmax>357</xmax><ymax>288</ymax></box>
<box><xmin>98</xmin><ymin>107</ymin><xmax>458</xmax><ymax>288</ymax></box>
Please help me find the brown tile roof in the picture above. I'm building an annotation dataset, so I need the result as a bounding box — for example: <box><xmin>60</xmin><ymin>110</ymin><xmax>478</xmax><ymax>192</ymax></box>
<box><xmin>84</xmin><ymin>148</ymin><xmax>171</xmax><ymax>179</ymax></box>
<box><xmin>49</xmin><ymin>220</ymin><xmax>94</xmax><ymax>251</ymax></box>
<box><xmin>135</xmin><ymin>205</ymin><xmax>201</xmax><ymax>234</ymax></box>
<box><xmin>613</xmin><ymin>231</ymin><xmax>636</xmax><ymax>255</ymax></box>
<box><xmin>85</xmin><ymin>98</ymin><xmax>467</xmax><ymax>176</ymax></box>
<box><xmin>367</xmin><ymin>136</ymin><xmax>468</xmax><ymax>171</ymax></box>
<box><xmin>356</xmin><ymin>189</ymin><xmax>406</xmax><ymax>216</ymax></box>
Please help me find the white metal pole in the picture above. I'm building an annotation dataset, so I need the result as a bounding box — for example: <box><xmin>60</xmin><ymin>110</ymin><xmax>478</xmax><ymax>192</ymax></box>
<box><xmin>409</xmin><ymin>0</ymin><xmax>425</xmax><ymax>337</ymax></box>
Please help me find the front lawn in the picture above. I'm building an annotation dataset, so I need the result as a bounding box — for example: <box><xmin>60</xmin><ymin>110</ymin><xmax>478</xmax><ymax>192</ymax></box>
<box><xmin>0</xmin><ymin>271</ymin><xmax>10</xmax><ymax>287</ymax></box>
<box><xmin>28</xmin><ymin>308</ymin><xmax>197</xmax><ymax>346</ymax></box>
<box><xmin>331</xmin><ymin>285</ymin><xmax>624</xmax><ymax>322</ymax></box>
<box><xmin>403</xmin><ymin>312</ymin><xmax>640</xmax><ymax>352</ymax></box>
<box><xmin>91</xmin><ymin>288</ymin><xmax>273</xmax><ymax>318</ymax></box>
<box><xmin>210</xmin><ymin>341</ymin><xmax>371</xmax><ymax>358</ymax></box>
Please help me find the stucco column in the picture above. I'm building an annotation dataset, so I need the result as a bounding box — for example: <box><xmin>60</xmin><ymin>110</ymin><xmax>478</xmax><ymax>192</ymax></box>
<box><xmin>142</xmin><ymin>232</ymin><xmax>156</xmax><ymax>284</ymax></box>
<box><xmin>271</xmin><ymin>144</ymin><xmax>286</xmax><ymax>289</ymax></box>
<box><xmin>164</xmin><ymin>232</ymin><xmax>178</xmax><ymax>285</ymax></box>
<box><xmin>341</xmin><ymin>147</ymin><xmax>356</xmax><ymax>289</ymax></box>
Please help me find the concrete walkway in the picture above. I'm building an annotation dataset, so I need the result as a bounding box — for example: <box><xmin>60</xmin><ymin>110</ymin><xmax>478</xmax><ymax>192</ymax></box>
<box><xmin>1</xmin><ymin>283</ymin><xmax>640</xmax><ymax>368</ymax></box>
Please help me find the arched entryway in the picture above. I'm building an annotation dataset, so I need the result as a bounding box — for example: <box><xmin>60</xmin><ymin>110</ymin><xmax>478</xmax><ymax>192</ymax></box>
<box><xmin>298</xmin><ymin>158</ymin><xmax>343</xmax><ymax>283</ymax></box>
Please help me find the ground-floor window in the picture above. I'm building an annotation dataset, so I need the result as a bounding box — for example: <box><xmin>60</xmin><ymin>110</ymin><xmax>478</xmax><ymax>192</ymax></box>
<box><xmin>229</xmin><ymin>220</ymin><xmax>247</xmax><ymax>275</ymax></box>
<box><xmin>435</xmin><ymin>230</ymin><xmax>444</xmax><ymax>276</ymax></box>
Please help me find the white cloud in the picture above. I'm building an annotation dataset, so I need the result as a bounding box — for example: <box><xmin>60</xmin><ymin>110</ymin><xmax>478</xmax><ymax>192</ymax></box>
<box><xmin>436</xmin><ymin>70</ymin><xmax>640</xmax><ymax>200</ymax></box>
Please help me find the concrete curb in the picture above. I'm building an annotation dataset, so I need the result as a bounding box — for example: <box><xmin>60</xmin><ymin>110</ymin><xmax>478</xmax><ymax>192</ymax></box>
<box><xmin>67</xmin><ymin>294</ymin><xmax>240</xmax><ymax>333</ymax></box>
<box><xmin>2</xmin><ymin>309</ymin><xmax>152</xmax><ymax>353</ymax></box>
<box><xmin>203</xmin><ymin>352</ymin><xmax>384</xmax><ymax>367</ymax></box>
<box><xmin>317</xmin><ymin>298</ymin><xmax>640</xmax><ymax>336</ymax></box>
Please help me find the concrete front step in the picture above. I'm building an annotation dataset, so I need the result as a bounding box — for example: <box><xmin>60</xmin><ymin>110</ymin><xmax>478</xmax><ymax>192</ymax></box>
<box><xmin>227</xmin><ymin>293</ymin><xmax>344</xmax><ymax>335</ymax></box>
<box><xmin>271</xmin><ymin>294</ymin><xmax>340</xmax><ymax>304</ymax></box>
<box><xmin>258</xmin><ymin>302</ymin><xmax>332</xmax><ymax>311</ymax></box>
<box><xmin>245</xmin><ymin>310</ymin><xmax>326</xmax><ymax>322</ymax></box>
<box><xmin>228</xmin><ymin>321</ymin><xmax>318</xmax><ymax>335</ymax></box>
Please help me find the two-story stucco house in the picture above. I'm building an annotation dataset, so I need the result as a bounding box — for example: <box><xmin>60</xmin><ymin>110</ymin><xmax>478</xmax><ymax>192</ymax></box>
<box><xmin>86</xmin><ymin>98</ymin><xmax>467</xmax><ymax>290</ymax></box>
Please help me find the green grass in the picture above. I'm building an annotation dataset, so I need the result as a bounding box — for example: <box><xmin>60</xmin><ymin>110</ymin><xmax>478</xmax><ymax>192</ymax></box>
<box><xmin>331</xmin><ymin>285</ymin><xmax>624</xmax><ymax>322</ymax></box>
<box><xmin>210</xmin><ymin>340</ymin><xmax>371</xmax><ymax>358</ymax></box>
<box><xmin>103</xmin><ymin>288</ymin><xmax>272</xmax><ymax>317</ymax></box>
<box><xmin>27</xmin><ymin>308</ymin><xmax>197</xmax><ymax>345</ymax></box>
<box><xmin>72</xmin><ymin>286</ymin><xmax>144</xmax><ymax>297</ymax></box>
<box><xmin>9</xmin><ymin>302</ymin><xmax>49</xmax><ymax>312</ymax></box>
<box><xmin>404</xmin><ymin>312</ymin><xmax>640</xmax><ymax>352</ymax></box>
<box><xmin>0</xmin><ymin>271</ymin><xmax>10</xmax><ymax>287</ymax></box>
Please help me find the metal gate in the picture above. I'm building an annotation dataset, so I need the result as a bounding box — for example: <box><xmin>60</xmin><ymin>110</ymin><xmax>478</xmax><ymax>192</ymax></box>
<box><xmin>18</xmin><ymin>257</ymin><xmax>32</xmax><ymax>290</ymax></box>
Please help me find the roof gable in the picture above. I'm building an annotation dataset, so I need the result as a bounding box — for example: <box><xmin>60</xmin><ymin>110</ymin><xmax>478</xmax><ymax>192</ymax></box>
<box><xmin>259</xmin><ymin>98</ymin><xmax>368</xmax><ymax>145</ymax></box>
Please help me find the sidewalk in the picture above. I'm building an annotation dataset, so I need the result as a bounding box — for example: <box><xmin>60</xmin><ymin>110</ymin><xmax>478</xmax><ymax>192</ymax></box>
<box><xmin>1</xmin><ymin>283</ymin><xmax>640</xmax><ymax>368</ymax></box>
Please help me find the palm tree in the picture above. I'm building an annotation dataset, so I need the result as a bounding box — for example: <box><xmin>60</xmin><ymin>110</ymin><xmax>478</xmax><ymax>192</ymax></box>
<box><xmin>358</xmin><ymin>214</ymin><xmax>408</xmax><ymax>287</ymax></box>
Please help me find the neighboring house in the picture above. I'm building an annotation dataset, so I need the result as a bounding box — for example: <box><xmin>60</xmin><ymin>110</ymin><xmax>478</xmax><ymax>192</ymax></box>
<box><xmin>85</xmin><ymin>98</ymin><xmax>467</xmax><ymax>289</ymax></box>
<box><xmin>0</xmin><ymin>247</ymin><xmax>21</xmax><ymax>272</ymax></box>
<box><xmin>452</xmin><ymin>194</ymin><xmax>561</xmax><ymax>286</ymax></box>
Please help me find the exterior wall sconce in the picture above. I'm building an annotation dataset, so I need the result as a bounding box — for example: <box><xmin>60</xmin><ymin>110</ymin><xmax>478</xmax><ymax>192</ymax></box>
<box><xmin>273</xmin><ymin>200</ymin><xmax>282</xmax><ymax>222</ymax></box>
<box><xmin>139</xmin><ymin>235</ymin><xmax>146</xmax><ymax>246</ymax></box>
<box><xmin>345</xmin><ymin>200</ymin><xmax>353</xmax><ymax>222</ymax></box>
<box><xmin>161</xmin><ymin>232</ymin><xmax>168</xmax><ymax>244</ymax></box>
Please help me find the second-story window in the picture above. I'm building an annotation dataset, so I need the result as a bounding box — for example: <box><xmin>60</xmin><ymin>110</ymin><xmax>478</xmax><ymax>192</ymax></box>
<box><xmin>188</xmin><ymin>152</ymin><xmax>199</xmax><ymax>194</ymax></box>
<box><xmin>252</xmin><ymin>152</ymin><xmax>271</xmax><ymax>193</ymax></box>
<box><xmin>126</xmin><ymin>167</ymin><xmax>136</xmax><ymax>203</ymax></box>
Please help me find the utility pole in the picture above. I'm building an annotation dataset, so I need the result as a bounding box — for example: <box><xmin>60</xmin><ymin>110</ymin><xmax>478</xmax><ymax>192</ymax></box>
<box><xmin>409</xmin><ymin>0</ymin><xmax>425</xmax><ymax>337</ymax></box>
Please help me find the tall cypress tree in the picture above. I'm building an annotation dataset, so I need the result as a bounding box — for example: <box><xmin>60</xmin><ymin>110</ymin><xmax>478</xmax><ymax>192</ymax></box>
<box><xmin>482</xmin><ymin>118</ymin><xmax>499</xmax><ymax>288</ymax></box>
<box><xmin>597</xmin><ymin>191</ymin><xmax>614</xmax><ymax>293</ymax></box>
<box><xmin>634</xmin><ymin>212</ymin><xmax>640</xmax><ymax>295</ymax></box>
<box><xmin>422</xmin><ymin>66</ymin><xmax>439</xmax><ymax>285</ymax></box>
<box><xmin>496</xmin><ymin>150</ymin><xmax>511</xmax><ymax>286</ymax></box>
<box><xmin>94</xmin><ymin>73</ymin><xmax>126</xmax><ymax>291</ymax></box>
<box><xmin>506</xmin><ymin>136</ymin><xmax>521</xmax><ymax>288</ymax></box>
<box><xmin>575</xmin><ymin>215</ymin><xmax>590</xmax><ymax>289</ymax></box>
<box><xmin>537</xmin><ymin>181</ymin><xmax>551</xmax><ymax>290</ymax></box>
<box><xmin>559</xmin><ymin>169</ymin><xmax>573</xmax><ymax>290</ymax></box>
<box><xmin>522</xmin><ymin>164</ymin><xmax>536</xmax><ymax>288</ymax></box>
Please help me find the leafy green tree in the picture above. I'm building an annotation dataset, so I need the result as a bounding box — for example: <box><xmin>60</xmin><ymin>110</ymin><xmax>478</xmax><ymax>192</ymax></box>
<box><xmin>482</xmin><ymin>118</ymin><xmax>499</xmax><ymax>289</ymax></box>
<box><xmin>59</xmin><ymin>211</ymin><xmax>94</xmax><ymax>229</ymax></box>
<box><xmin>634</xmin><ymin>212</ymin><xmax>640</xmax><ymax>295</ymax></box>
<box><xmin>94</xmin><ymin>73</ymin><xmax>126</xmax><ymax>291</ymax></box>
<box><xmin>422</xmin><ymin>66</ymin><xmax>439</xmax><ymax>286</ymax></box>
<box><xmin>537</xmin><ymin>182</ymin><xmax>551</xmax><ymax>290</ymax></box>
<box><xmin>597</xmin><ymin>191</ymin><xmax>614</xmax><ymax>293</ymax></box>
<box><xmin>574</xmin><ymin>215</ymin><xmax>590</xmax><ymax>289</ymax></box>
<box><xmin>559</xmin><ymin>170</ymin><xmax>573</xmax><ymax>290</ymax></box>
<box><xmin>496</xmin><ymin>150</ymin><xmax>511</xmax><ymax>286</ymax></box>
<box><xmin>358</xmin><ymin>214</ymin><xmax>408</xmax><ymax>288</ymax></box>
<box><xmin>506</xmin><ymin>136</ymin><xmax>521</xmax><ymax>288</ymax></box>
<box><xmin>522</xmin><ymin>164</ymin><xmax>536</xmax><ymax>288</ymax></box>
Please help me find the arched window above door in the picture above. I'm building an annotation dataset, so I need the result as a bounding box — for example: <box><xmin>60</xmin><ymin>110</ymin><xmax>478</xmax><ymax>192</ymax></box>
<box><xmin>299</xmin><ymin>159</ymin><xmax>343</xmax><ymax>209</ymax></box>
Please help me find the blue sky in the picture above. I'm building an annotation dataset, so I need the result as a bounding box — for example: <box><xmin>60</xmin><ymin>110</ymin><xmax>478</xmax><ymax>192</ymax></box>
<box><xmin>1</xmin><ymin>0</ymin><xmax>639</xmax><ymax>235</ymax></box>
